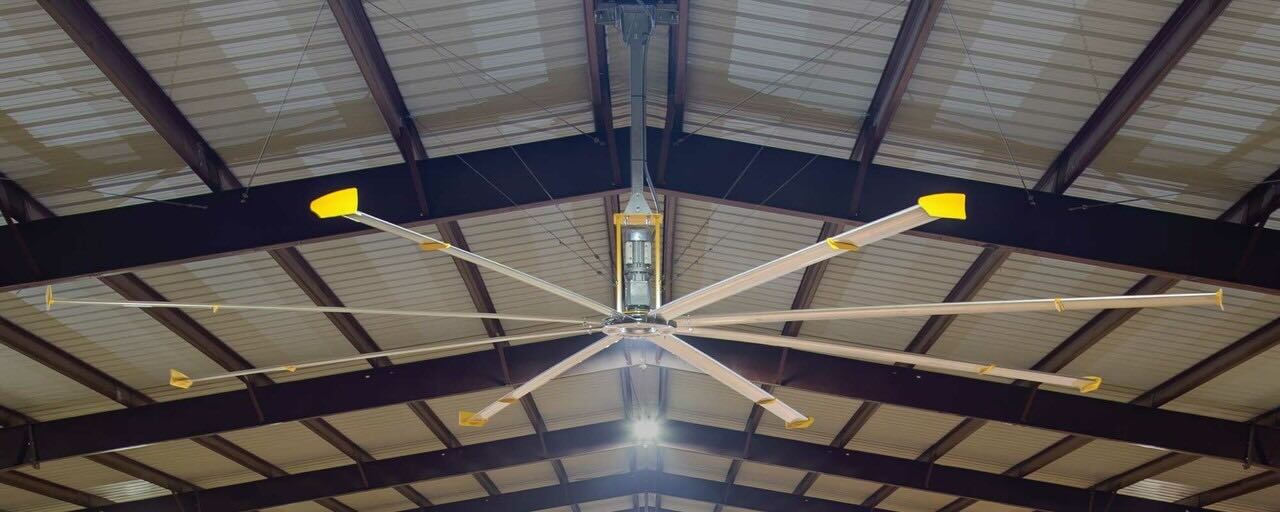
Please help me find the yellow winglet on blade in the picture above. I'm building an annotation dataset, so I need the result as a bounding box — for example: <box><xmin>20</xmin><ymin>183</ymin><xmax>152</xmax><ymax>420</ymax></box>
<box><xmin>1215</xmin><ymin>289</ymin><xmax>1225</xmax><ymax>311</ymax></box>
<box><xmin>310</xmin><ymin>188</ymin><xmax>359</xmax><ymax>219</ymax></box>
<box><xmin>918</xmin><ymin>193</ymin><xmax>967</xmax><ymax>220</ymax></box>
<box><xmin>1078</xmin><ymin>376</ymin><xmax>1103</xmax><ymax>394</ymax></box>
<box><xmin>458</xmin><ymin>410</ymin><xmax>488</xmax><ymax>427</ymax></box>
<box><xmin>785</xmin><ymin>416</ymin><xmax>815</xmax><ymax>430</ymax></box>
<box><xmin>825</xmin><ymin>238</ymin><xmax>859</xmax><ymax>251</ymax></box>
<box><xmin>419</xmin><ymin>241</ymin><xmax>451</xmax><ymax>251</ymax></box>
<box><xmin>45</xmin><ymin>286</ymin><xmax>55</xmax><ymax>311</ymax></box>
<box><xmin>169</xmin><ymin>369</ymin><xmax>193</xmax><ymax>389</ymax></box>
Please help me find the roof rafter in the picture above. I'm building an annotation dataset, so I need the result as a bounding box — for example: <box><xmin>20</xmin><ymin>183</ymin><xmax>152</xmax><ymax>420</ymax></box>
<box><xmin>848</xmin><ymin>0</ymin><xmax>945</xmax><ymax>212</ymax></box>
<box><xmin>36</xmin><ymin>0</ymin><xmax>240</xmax><ymax>192</ymax></box>
<box><xmin>655</xmin><ymin>0</ymin><xmax>689</xmax><ymax>185</ymax></box>
<box><xmin>328</xmin><ymin>1</ymin><xmax>570</xmax><ymax>502</ymax></box>
<box><xmin>584</xmin><ymin>0</ymin><xmax>622</xmax><ymax>184</ymax></box>
<box><xmin>1034</xmin><ymin>0</ymin><xmax>1230</xmax><ymax>194</ymax></box>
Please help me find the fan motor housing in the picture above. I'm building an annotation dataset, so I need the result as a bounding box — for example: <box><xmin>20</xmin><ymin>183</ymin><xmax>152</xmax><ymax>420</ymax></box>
<box><xmin>614</xmin><ymin>212</ymin><xmax>664</xmax><ymax>316</ymax></box>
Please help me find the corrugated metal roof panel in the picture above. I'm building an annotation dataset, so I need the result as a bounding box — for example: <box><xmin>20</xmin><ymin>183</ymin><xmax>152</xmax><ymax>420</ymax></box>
<box><xmin>296</xmin><ymin>226</ymin><xmax>491</xmax><ymax>354</ymax></box>
<box><xmin>1120</xmin><ymin>457</ymin><xmax>1266</xmax><ymax>504</ymax></box>
<box><xmin>118</xmin><ymin>438</ymin><xmax>263</xmax><ymax>488</ymax></box>
<box><xmin>880</xmin><ymin>486</ymin><xmax>960</xmax><ymax>511</ymax></box>
<box><xmin>1</xmin><ymin>279</ymin><xmax>242</xmax><ymax>411</ymax></box>
<box><xmin>579</xmin><ymin>496</ymin><xmax>637</xmax><ymax>512</ymax></box>
<box><xmin>1028</xmin><ymin>438</ymin><xmax>1166</xmax><ymax>489</ymax></box>
<box><xmin>666</xmin><ymin>369</ymin><xmax>753</xmax><ymax>431</ymax></box>
<box><xmin>800</xmin><ymin>234</ymin><xmax>984</xmax><ymax>352</ymax></box>
<box><xmin>531</xmin><ymin>371</ymin><xmax>623</xmax><ymax>431</ymax></box>
<box><xmin>755</xmin><ymin>386</ymin><xmax>860</xmax><ymax>446</ymax></box>
<box><xmin>562</xmin><ymin>448</ymin><xmax>631</xmax><ymax>481</ymax></box>
<box><xmin>876</xmin><ymin>0</ymin><xmax>1177</xmax><ymax>188</ymax></box>
<box><xmin>1212</xmin><ymin>483</ymin><xmax>1280</xmax><ymax>512</ymax></box>
<box><xmin>457</xmin><ymin>198</ymin><xmax>613</xmax><ymax>325</ymax></box>
<box><xmin>365</xmin><ymin>0</ymin><xmax>594</xmax><ymax>156</ymax></box>
<box><xmin>0</xmin><ymin>339</ymin><xmax>122</xmax><ymax>421</ymax></box>
<box><xmin>0</xmin><ymin>483</ymin><xmax>77</xmax><ymax>512</ymax></box>
<box><xmin>662</xmin><ymin>447</ymin><xmax>732</xmax><ymax>482</ymax></box>
<box><xmin>409</xmin><ymin>473</ymin><xmax>489</xmax><ymax>504</ymax></box>
<box><xmin>216</xmin><ymin>420</ymin><xmax>350</xmax><ymax>474</ymax></box>
<box><xmin>1061</xmin><ymin>283</ymin><xmax>1280</xmax><ymax>416</ymax></box>
<box><xmin>91</xmin><ymin>0</ymin><xmax>404</xmax><ymax>192</ymax></box>
<box><xmin>486</xmin><ymin>461</ymin><xmax>559</xmax><ymax>493</ymax></box>
<box><xmin>0</xmin><ymin>0</ymin><xmax>202</xmax><ymax>216</ymax></box>
<box><xmin>322</xmin><ymin>403</ymin><xmax>445</xmax><ymax>459</ymax></box>
<box><xmin>331</xmin><ymin>487</ymin><xmax>411</xmax><ymax>512</ymax></box>
<box><xmin>671</xmin><ymin>199</ymin><xmax>823</xmax><ymax>330</ymax></box>
<box><xmin>1072</xmin><ymin>0</ymin><xmax>1280</xmax><ymax>221</ymax></box>
<box><xmin>15</xmin><ymin>457</ymin><xmax>167</xmax><ymax>504</ymax></box>
<box><xmin>659</xmin><ymin>495</ymin><xmax>717</xmax><ymax>512</ymax></box>
<box><xmin>936</xmin><ymin>421</ymin><xmax>1062</xmax><ymax>474</ymax></box>
<box><xmin>802</xmin><ymin>473</ymin><xmax>881</xmax><ymax>505</ymax></box>
<box><xmin>683</xmin><ymin>0</ymin><xmax>906</xmax><ymax>157</ymax></box>
<box><xmin>734</xmin><ymin>461</ymin><xmax>806</xmax><ymax>494</ymax></box>
<box><xmin>425</xmin><ymin>386</ymin><xmax>535</xmax><ymax>445</ymax></box>
<box><xmin>131</xmin><ymin>251</ymin><xmax>358</xmax><ymax>374</ymax></box>
<box><xmin>927</xmin><ymin>252</ymin><xmax>1146</xmax><ymax>371</ymax></box>
<box><xmin>846</xmin><ymin>404</ymin><xmax>965</xmax><ymax>460</ymax></box>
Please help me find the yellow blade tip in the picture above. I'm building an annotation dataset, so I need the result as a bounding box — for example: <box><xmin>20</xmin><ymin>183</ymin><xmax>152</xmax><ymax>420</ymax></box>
<box><xmin>1079</xmin><ymin>376</ymin><xmax>1102</xmax><ymax>394</ymax></box>
<box><xmin>918</xmin><ymin>193</ymin><xmax>966</xmax><ymax>220</ymax></box>
<box><xmin>785</xmin><ymin>416</ymin><xmax>815</xmax><ymax>430</ymax></box>
<box><xmin>458</xmin><ymin>410</ymin><xmax>488</xmax><ymax>427</ymax></box>
<box><xmin>310</xmin><ymin>188</ymin><xmax>359</xmax><ymax>219</ymax></box>
<box><xmin>44</xmin><ymin>286</ymin><xmax>54</xmax><ymax>310</ymax></box>
<box><xmin>169</xmin><ymin>369</ymin><xmax>193</xmax><ymax>389</ymax></box>
<box><xmin>1215</xmin><ymin>289</ymin><xmax>1224</xmax><ymax>310</ymax></box>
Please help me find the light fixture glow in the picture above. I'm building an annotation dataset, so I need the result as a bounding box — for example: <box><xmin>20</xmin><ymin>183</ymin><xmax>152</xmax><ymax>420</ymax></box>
<box><xmin>634</xmin><ymin>419</ymin><xmax>661</xmax><ymax>442</ymax></box>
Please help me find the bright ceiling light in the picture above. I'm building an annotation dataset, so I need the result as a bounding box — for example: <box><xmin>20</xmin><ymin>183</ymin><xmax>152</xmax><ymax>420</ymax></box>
<box><xmin>634</xmin><ymin>419</ymin><xmax>661</xmax><ymax>442</ymax></box>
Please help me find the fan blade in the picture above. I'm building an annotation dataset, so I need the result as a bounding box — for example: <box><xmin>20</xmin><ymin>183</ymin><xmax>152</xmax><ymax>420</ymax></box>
<box><xmin>677</xmin><ymin>291</ymin><xmax>1224</xmax><ymax>327</ymax></box>
<box><xmin>459</xmin><ymin>334</ymin><xmax>624</xmax><ymax>426</ymax></box>
<box><xmin>46</xmin><ymin>288</ymin><xmax>597</xmax><ymax>326</ymax></box>
<box><xmin>653</xmin><ymin>334</ymin><xmax>813</xmax><ymax>429</ymax></box>
<box><xmin>686</xmin><ymin>328</ymin><xmax>1101</xmax><ymax>393</ymax></box>
<box><xmin>168</xmin><ymin>327</ymin><xmax>597</xmax><ymax>388</ymax></box>
<box><xmin>311</xmin><ymin>189</ymin><xmax>617</xmax><ymax>316</ymax></box>
<box><xmin>655</xmin><ymin>194</ymin><xmax>965</xmax><ymax>318</ymax></box>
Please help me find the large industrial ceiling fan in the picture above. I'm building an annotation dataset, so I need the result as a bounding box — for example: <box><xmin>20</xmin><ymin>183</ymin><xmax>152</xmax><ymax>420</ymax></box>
<box><xmin>45</xmin><ymin>3</ymin><xmax>1225</xmax><ymax>430</ymax></box>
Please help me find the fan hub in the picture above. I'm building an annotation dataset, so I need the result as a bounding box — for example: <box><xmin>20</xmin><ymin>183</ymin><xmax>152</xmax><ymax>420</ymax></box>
<box><xmin>600</xmin><ymin>317</ymin><xmax>675</xmax><ymax>338</ymax></box>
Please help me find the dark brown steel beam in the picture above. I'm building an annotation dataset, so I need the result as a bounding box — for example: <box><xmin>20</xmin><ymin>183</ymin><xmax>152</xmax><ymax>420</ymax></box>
<box><xmin>1219</xmin><ymin>168</ymin><xmax>1280</xmax><ymax>227</ymax></box>
<box><xmin>37</xmin><ymin>0</ymin><xmax>240</xmax><ymax>192</ymax></box>
<box><xmin>0</xmin><ymin>471</ymin><xmax>112</xmax><ymax>508</ymax></box>
<box><xmin>655</xmin><ymin>0</ymin><xmax>689</xmax><ymax>185</ymax></box>
<box><xmin>780</xmin><ymin>222</ymin><xmax>841</xmax><ymax>337</ymax></box>
<box><xmin>583</xmin><ymin>0</ymin><xmax>622</xmax><ymax>184</ymax></box>
<box><xmin>660</xmin><ymin>196</ymin><xmax>678</xmax><ymax>304</ymax></box>
<box><xmin>328</xmin><ymin>0</ymin><xmax>429</xmax><ymax>213</ymax></box>
<box><xmin>849</xmin><ymin>0</ymin><xmax>944</xmax><ymax>211</ymax></box>
<box><xmin>1034</xmin><ymin>0</ymin><xmax>1229</xmax><ymax>194</ymax></box>
<box><xmin>328</xmin><ymin>3</ymin><xmax>541</xmax><ymax>498</ymax></box>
